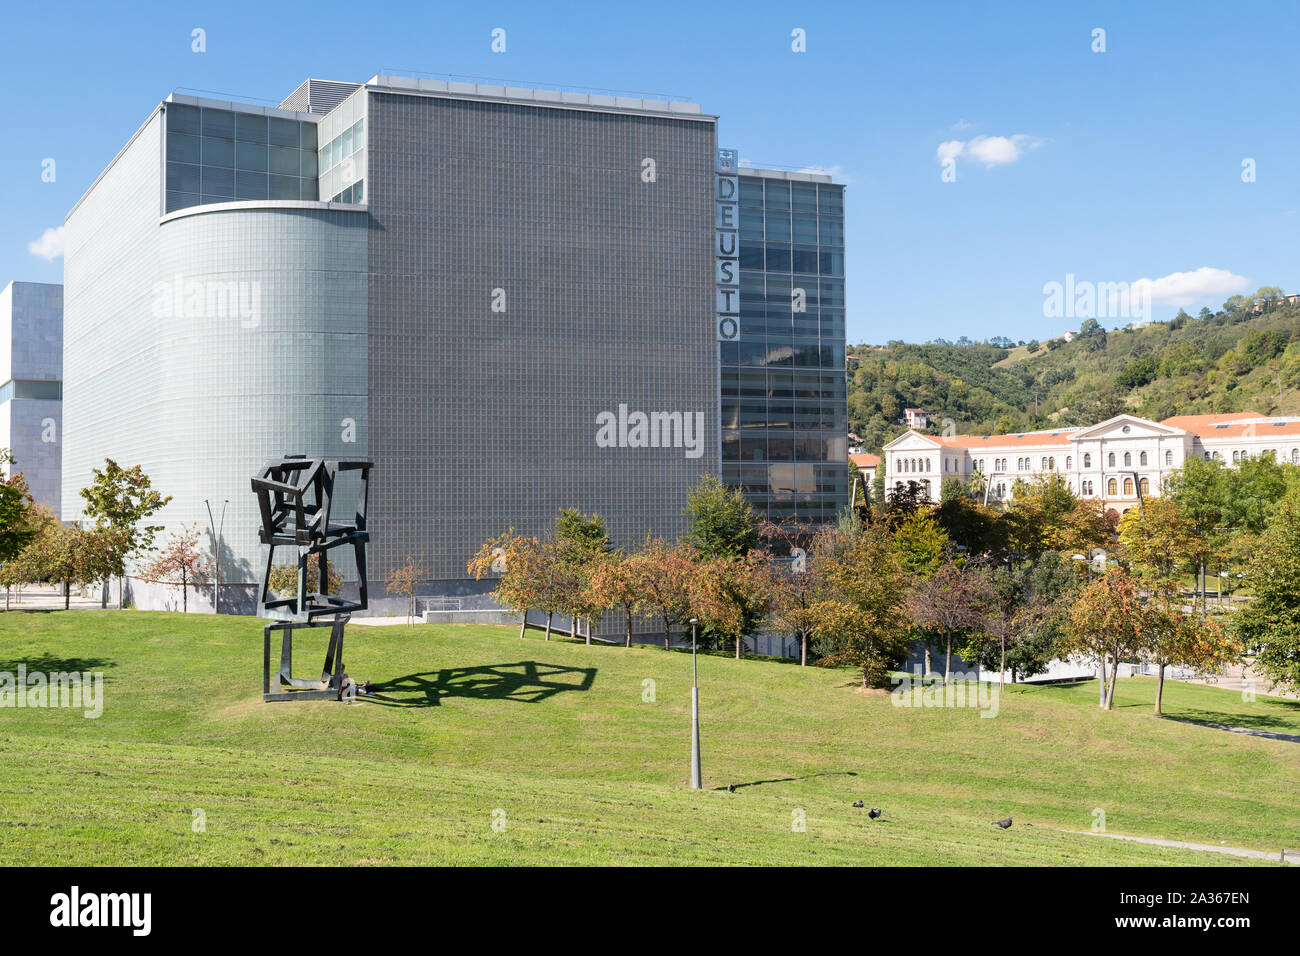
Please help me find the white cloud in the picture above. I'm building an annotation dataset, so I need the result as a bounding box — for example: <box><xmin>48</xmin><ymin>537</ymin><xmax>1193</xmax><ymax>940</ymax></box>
<box><xmin>935</xmin><ymin>134</ymin><xmax>1042</xmax><ymax>167</ymax></box>
<box><xmin>1128</xmin><ymin>267</ymin><xmax>1250</xmax><ymax>307</ymax></box>
<box><xmin>27</xmin><ymin>226</ymin><xmax>65</xmax><ymax>261</ymax></box>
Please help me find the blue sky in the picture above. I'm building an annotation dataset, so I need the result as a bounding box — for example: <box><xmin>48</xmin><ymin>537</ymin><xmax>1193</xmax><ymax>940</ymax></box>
<box><xmin>1</xmin><ymin>0</ymin><xmax>1296</xmax><ymax>345</ymax></box>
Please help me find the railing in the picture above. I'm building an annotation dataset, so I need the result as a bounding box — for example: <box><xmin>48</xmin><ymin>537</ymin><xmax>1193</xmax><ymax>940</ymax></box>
<box><xmin>418</xmin><ymin>597</ymin><xmax>462</xmax><ymax>614</ymax></box>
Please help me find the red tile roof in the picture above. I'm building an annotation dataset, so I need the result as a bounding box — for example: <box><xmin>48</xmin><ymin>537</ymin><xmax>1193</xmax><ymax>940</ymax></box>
<box><xmin>850</xmin><ymin>452</ymin><xmax>880</xmax><ymax>468</ymax></box>
<box><xmin>1160</xmin><ymin>412</ymin><xmax>1265</xmax><ymax>430</ymax></box>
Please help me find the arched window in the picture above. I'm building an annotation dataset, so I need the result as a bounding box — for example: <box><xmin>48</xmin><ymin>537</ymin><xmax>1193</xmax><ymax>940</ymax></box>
<box><xmin>1123</xmin><ymin>452</ymin><xmax>1132</xmax><ymax>467</ymax></box>
<box><xmin>1213</xmin><ymin>451</ymin><xmax>1221</xmax><ymax>461</ymax></box>
<box><xmin>1165</xmin><ymin>450</ymin><xmax>1173</xmax><ymax>466</ymax></box>
<box><xmin>1049</xmin><ymin>457</ymin><xmax>1056</xmax><ymax>470</ymax></box>
<box><xmin>1232</xmin><ymin>450</ymin><xmax>1239</xmax><ymax>463</ymax></box>
<box><xmin>1139</xmin><ymin>477</ymin><xmax>1150</xmax><ymax>496</ymax></box>
<box><xmin>1107</xmin><ymin>478</ymin><xmax>1117</xmax><ymax>496</ymax></box>
<box><xmin>1124</xmin><ymin>477</ymin><xmax>1134</xmax><ymax>496</ymax></box>
<box><xmin>1066</xmin><ymin>456</ymin><xmax>1073</xmax><ymax>470</ymax></box>
<box><xmin>1139</xmin><ymin>451</ymin><xmax>1148</xmax><ymax>466</ymax></box>
<box><xmin>1084</xmin><ymin>453</ymin><xmax>1092</xmax><ymax>468</ymax></box>
<box><xmin>925</xmin><ymin>458</ymin><xmax>931</xmax><ymax>471</ymax></box>
<box><xmin>921</xmin><ymin>479</ymin><xmax>931</xmax><ymax>498</ymax></box>
<box><xmin>943</xmin><ymin>458</ymin><xmax>948</xmax><ymax>473</ymax></box>
<box><xmin>1292</xmin><ymin>449</ymin><xmax>1299</xmax><ymax>464</ymax></box>
<box><xmin>1108</xmin><ymin>453</ymin><xmax>1116</xmax><ymax>467</ymax></box>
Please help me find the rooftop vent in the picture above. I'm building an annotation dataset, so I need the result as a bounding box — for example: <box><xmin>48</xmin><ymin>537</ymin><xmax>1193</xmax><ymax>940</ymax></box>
<box><xmin>279</xmin><ymin>79</ymin><xmax>362</xmax><ymax>115</ymax></box>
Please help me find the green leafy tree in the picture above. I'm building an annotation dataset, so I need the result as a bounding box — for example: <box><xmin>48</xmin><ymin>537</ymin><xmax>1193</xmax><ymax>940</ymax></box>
<box><xmin>683</xmin><ymin>474</ymin><xmax>758</xmax><ymax>559</ymax></box>
<box><xmin>78</xmin><ymin>459</ymin><xmax>172</xmax><ymax>607</ymax></box>
<box><xmin>0</xmin><ymin>450</ymin><xmax>39</xmax><ymax>564</ymax></box>
<box><xmin>1234</xmin><ymin>489</ymin><xmax>1300</xmax><ymax>691</ymax></box>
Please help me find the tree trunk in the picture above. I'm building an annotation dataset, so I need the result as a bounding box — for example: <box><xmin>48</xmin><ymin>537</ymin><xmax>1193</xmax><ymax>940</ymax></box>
<box><xmin>998</xmin><ymin>635</ymin><xmax>1006</xmax><ymax>693</ymax></box>
<box><xmin>64</xmin><ymin>580</ymin><xmax>70</xmax><ymax>610</ymax></box>
<box><xmin>182</xmin><ymin>567</ymin><xmax>188</xmax><ymax>613</ymax></box>
<box><xmin>800</xmin><ymin>631</ymin><xmax>808</xmax><ymax>667</ymax></box>
<box><xmin>1154</xmin><ymin>662</ymin><xmax>1166</xmax><ymax>716</ymax></box>
<box><xmin>624</xmin><ymin>610</ymin><xmax>632</xmax><ymax>648</ymax></box>
<box><xmin>663</xmin><ymin>618</ymin><xmax>671</xmax><ymax>649</ymax></box>
<box><xmin>545</xmin><ymin>612</ymin><xmax>552</xmax><ymax>641</ymax></box>
<box><xmin>1104</xmin><ymin>653</ymin><xmax>1120</xmax><ymax>710</ymax></box>
<box><xmin>101</xmin><ymin>578</ymin><xmax>108</xmax><ymax>609</ymax></box>
<box><xmin>923</xmin><ymin>641</ymin><xmax>932</xmax><ymax>676</ymax></box>
<box><xmin>519</xmin><ymin>611</ymin><xmax>528</xmax><ymax>639</ymax></box>
<box><xmin>944</xmin><ymin>632</ymin><xmax>952</xmax><ymax>683</ymax></box>
<box><xmin>585</xmin><ymin>617</ymin><xmax>591</xmax><ymax>646</ymax></box>
<box><xmin>735</xmin><ymin>634</ymin><xmax>741</xmax><ymax>660</ymax></box>
<box><xmin>1099</xmin><ymin>654</ymin><xmax>1107</xmax><ymax>707</ymax></box>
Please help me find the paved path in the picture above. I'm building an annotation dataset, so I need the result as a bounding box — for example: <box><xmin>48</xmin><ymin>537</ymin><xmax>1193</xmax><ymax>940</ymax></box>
<box><xmin>1</xmin><ymin>584</ymin><xmax>116</xmax><ymax>611</ymax></box>
<box><xmin>1173</xmin><ymin>720</ymin><xmax>1300</xmax><ymax>744</ymax></box>
<box><xmin>1067</xmin><ymin>830</ymin><xmax>1298</xmax><ymax>864</ymax></box>
<box><xmin>1185</xmin><ymin>661</ymin><xmax>1298</xmax><ymax>700</ymax></box>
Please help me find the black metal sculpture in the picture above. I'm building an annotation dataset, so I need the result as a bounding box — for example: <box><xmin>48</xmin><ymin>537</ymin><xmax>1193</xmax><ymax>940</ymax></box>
<box><xmin>252</xmin><ymin>455</ymin><xmax>373</xmax><ymax>702</ymax></box>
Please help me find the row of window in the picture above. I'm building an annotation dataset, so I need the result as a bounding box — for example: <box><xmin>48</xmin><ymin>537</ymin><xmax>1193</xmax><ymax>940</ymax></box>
<box><xmin>738</xmin><ymin>178</ymin><xmax>843</xmax><ymax>215</ymax></box>
<box><xmin>321</xmin><ymin>117</ymin><xmax>364</xmax><ymax>173</ymax></box>
<box><xmin>331</xmin><ymin>180</ymin><xmax>365</xmax><ymax>204</ymax></box>
<box><xmin>738</xmin><ymin>243</ymin><xmax>845</xmax><ymax>276</ymax></box>
<box><xmin>740</xmin><ymin>209</ymin><xmax>845</xmax><ymax>245</ymax></box>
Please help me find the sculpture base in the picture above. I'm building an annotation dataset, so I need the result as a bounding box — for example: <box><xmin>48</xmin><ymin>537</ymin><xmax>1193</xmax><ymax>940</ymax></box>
<box><xmin>262</xmin><ymin>615</ymin><xmax>351</xmax><ymax>702</ymax></box>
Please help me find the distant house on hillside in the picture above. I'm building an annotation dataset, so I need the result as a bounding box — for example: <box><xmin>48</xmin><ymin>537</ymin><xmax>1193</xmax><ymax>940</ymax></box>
<box><xmin>903</xmin><ymin>408</ymin><xmax>930</xmax><ymax>429</ymax></box>
<box><xmin>849</xmin><ymin>452</ymin><xmax>880</xmax><ymax>487</ymax></box>
<box><xmin>1063</xmin><ymin>330</ymin><xmax>1079</xmax><ymax>342</ymax></box>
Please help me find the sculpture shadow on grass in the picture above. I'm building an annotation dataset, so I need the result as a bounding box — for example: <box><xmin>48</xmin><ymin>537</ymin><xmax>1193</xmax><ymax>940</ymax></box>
<box><xmin>366</xmin><ymin>660</ymin><xmax>597</xmax><ymax>708</ymax></box>
<box><xmin>715</xmin><ymin>770</ymin><xmax>859</xmax><ymax>791</ymax></box>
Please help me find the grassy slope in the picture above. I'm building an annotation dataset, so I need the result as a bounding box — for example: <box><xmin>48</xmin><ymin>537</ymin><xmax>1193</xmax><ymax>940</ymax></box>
<box><xmin>1</xmin><ymin>611</ymin><xmax>1297</xmax><ymax>865</ymax></box>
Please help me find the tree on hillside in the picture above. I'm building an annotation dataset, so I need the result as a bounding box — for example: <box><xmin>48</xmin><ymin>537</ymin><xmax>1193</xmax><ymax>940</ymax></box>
<box><xmin>1234</xmin><ymin>489</ymin><xmax>1300</xmax><ymax>691</ymax></box>
<box><xmin>0</xmin><ymin>450</ymin><xmax>39</xmax><ymax>566</ymax></box>
<box><xmin>688</xmin><ymin>551</ymin><xmax>772</xmax><ymax>660</ymax></box>
<box><xmin>907</xmin><ymin>558</ymin><xmax>996</xmax><ymax>681</ymax></box>
<box><xmin>684</xmin><ymin>474</ymin><xmax>758</xmax><ymax>559</ymax></box>
<box><xmin>468</xmin><ymin>531</ymin><xmax>558</xmax><ymax>639</ymax></box>
<box><xmin>1061</xmin><ymin>569</ymin><xmax>1146</xmax><ymax>710</ymax></box>
<box><xmin>626</xmin><ymin>536</ymin><xmax>694</xmax><ymax>649</ymax></box>
<box><xmin>809</xmin><ymin>521</ymin><xmax>910</xmax><ymax>688</ymax></box>
<box><xmin>141</xmin><ymin>524</ymin><xmax>210</xmax><ymax>613</ymax></box>
<box><xmin>78</xmin><ymin>459</ymin><xmax>172</xmax><ymax>608</ymax></box>
<box><xmin>587</xmin><ymin>549</ymin><xmax>640</xmax><ymax>647</ymax></box>
<box><xmin>554</xmin><ymin>509</ymin><xmax>611</xmax><ymax>642</ymax></box>
<box><xmin>761</xmin><ymin>520</ymin><xmax>822</xmax><ymax>666</ymax></box>
<box><xmin>385</xmin><ymin>555</ymin><xmax>429</xmax><ymax>627</ymax></box>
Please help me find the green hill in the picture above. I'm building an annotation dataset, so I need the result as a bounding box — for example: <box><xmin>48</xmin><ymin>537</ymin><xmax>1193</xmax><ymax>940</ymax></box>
<box><xmin>2</xmin><ymin>610</ymin><xmax>1297</xmax><ymax>865</ymax></box>
<box><xmin>849</xmin><ymin>291</ymin><xmax>1300</xmax><ymax>454</ymax></box>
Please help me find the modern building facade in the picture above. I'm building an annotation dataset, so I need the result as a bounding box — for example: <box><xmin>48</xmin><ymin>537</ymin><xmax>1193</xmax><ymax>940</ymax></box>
<box><xmin>61</xmin><ymin>74</ymin><xmax>848</xmax><ymax>613</ymax></box>
<box><xmin>884</xmin><ymin>411</ymin><xmax>1300</xmax><ymax>514</ymax></box>
<box><xmin>0</xmin><ymin>281</ymin><xmax>62</xmax><ymax>515</ymax></box>
<box><xmin>724</xmin><ymin>169</ymin><xmax>848</xmax><ymax>525</ymax></box>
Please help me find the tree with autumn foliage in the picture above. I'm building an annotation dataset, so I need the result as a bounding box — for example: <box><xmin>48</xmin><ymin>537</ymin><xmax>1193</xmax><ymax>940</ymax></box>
<box><xmin>1117</xmin><ymin>498</ymin><xmax>1198</xmax><ymax>592</ymax></box>
<box><xmin>1061</xmin><ymin>568</ymin><xmax>1146</xmax><ymax>710</ymax></box>
<box><xmin>587</xmin><ymin>549</ymin><xmax>640</xmax><ymax>647</ymax></box>
<box><xmin>626</xmin><ymin>536</ymin><xmax>695</xmax><ymax>649</ymax></box>
<box><xmin>760</xmin><ymin>520</ymin><xmax>821</xmax><ymax>666</ymax></box>
<box><xmin>1142</xmin><ymin>595</ymin><xmax>1239</xmax><ymax>715</ymax></box>
<box><xmin>907</xmin><ymin>557</ymin><xmax>996</xmax><ymax>681</ymax></box>
<box><xmin>809</xmin><ymin>520</ymin><xmax>910</xmax><ymax>688</ymax></box>
<box><xmin>553</xmin><ymin>509</ymin><xmax>611</xmax><ymax>643</ymax></box>
<box><xmin>386</xmin><ymin>554</ymin><xmax>429</xmax><ymax>627</ymax></box>
<box><xmin>141</xmin><ymin>524</ymin><xmax>211</xmax><ymax>612</ymax></box>
<box><xmin>468</xmin><ymin>531</ymin><xmax>560</xmax><ymax>639</ymax></box>
<box><xmin>688</xmin><ymin>550</ymin><xmax>773</xmax><ymax>660</ymax></box>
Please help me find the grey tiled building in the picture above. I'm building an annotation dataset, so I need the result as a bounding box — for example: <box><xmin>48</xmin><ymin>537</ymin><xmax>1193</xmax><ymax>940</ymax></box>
<box><xmin>61</xmin><ymin>75</ymin><xmax>847</xmax><ymax>613</ymax></box>
<box><xmin>0</xmin><ymin>281</ymin><xmax>62</xmax><ymax>516</ymax></box>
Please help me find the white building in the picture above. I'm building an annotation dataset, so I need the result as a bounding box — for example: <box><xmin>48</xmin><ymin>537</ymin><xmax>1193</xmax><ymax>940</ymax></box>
<box><xmin>883</xmin><ymin>411</ymin><xmax>1300</xmax><ymax>515</ymax></box>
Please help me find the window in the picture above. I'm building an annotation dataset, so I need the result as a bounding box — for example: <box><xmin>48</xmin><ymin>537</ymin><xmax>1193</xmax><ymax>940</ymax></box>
<box><xmin>1139</xmin><ymin>477</ymin><xmax>1150</xmax><ymax>496</ymax></box>
<box><xmin>1108</xmin><ymin>453</ymin><xmax>1116</xmax><ymax>467</ymax></box>
<box><xmin>1084</xmin><ymin>453</ymin><xmax>1092</xmax><ymax>468</ymax></box>
<box><xmin>1233</xmin><ymin>450</ymin><xmax>1240</xmax><ymax>463</ymax></box>
<box><xmin>1049</xmin><ymin>457</ymin><xmax>1056</xmax><ymax>470</ymax></box>
<box><xmin>1123</xmin><ymin>452</ymin><xmax>1132</xmax><ymax>467</ymax></box>
<box><xmin>1293</xmin><ymin>449</ymin><xmax>1299</xmax><ymax>464</ymax></box>
<box><xmin>1107</xmin><ymin>478</ymin><xmax>1117</xmax><ymax>495</ymax></box>
<box><xmin>1165</xmin><ymin>450</ymin><xmax>1173</xmax><ymax>466</ymax></box>
<box><xmin>1139</xmin><ymin>451</ymin><xmax>1148</xmax><ymax>466</ymax></box>
<box><xmin>1066</xmin><ymin>456</ymin><xmax>1073</xmax><ymax>470</ymax></box>
<box><xmin>1124</xmin><ymin>478</ymin><xmax>1134</xmax><ymax>496</ymax></box>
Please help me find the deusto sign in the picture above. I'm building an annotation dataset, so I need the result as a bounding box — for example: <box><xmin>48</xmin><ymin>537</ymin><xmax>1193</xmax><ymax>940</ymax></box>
<box><xmin>715</xmin><ymin>147</ymin><xmax>739</xmax><ymax>341</ymax></box>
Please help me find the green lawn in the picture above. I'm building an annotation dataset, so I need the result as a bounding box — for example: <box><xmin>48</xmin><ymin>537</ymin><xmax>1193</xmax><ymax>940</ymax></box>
<box><xmin>1</xmin><ymin>610</ymin><xmax>1297</xmax><ymax>865</ymax></box>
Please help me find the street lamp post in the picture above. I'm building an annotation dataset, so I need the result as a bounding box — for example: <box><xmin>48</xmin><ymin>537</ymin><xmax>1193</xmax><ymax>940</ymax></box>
<box><xmin>690</xmin><ymin>617</ymin><xmax>702</xmax><ymax>790</ymax></box>
<box><xmin>204</xmin><ymin>498</ymin><xmax>228</xmax><ymax>615</ymax></box>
